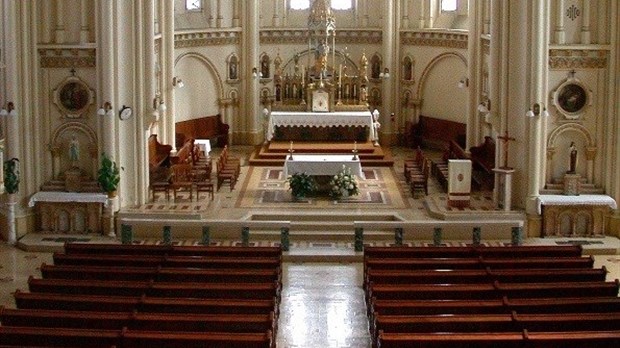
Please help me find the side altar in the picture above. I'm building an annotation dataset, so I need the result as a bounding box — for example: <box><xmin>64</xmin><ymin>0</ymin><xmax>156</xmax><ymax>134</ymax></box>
<box><xmin>267</xmin><ymin>111</ymin><xmax>377</xmax><ymax>143</ymax></box>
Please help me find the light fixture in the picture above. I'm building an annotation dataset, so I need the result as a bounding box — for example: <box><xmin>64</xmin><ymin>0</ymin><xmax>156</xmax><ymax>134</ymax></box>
<box><xmin>262</xmin><ymin>108</ymin><xmax>270</xmax><ymax>118</ymax></box>
<box><xmin>252</xmin><ymin>67</ymin><xmax>262</xmax><ymax>79</ymax></box>
<box><xmin>477</xmin><ymin>100</ymin><xmax>490</xmax><ymax>114</ymax></box>
<box><xmin>97</xmin><ymin>102</ymin><xmax>113</xmax><ymax>117</ymax></box>
<box><xmin>458</xmin><ymin>77</ymin><xmax>469</xmax><ymax>88</ymax></box>
<box><xmin>172</xmin><ymin>76</ymin><xmax>184</xmax><ymax>88</ymax></box>
<box><xmin>372</xmin><ymin>109</ymin><xmax>380</xmax><ymax>120</ymax></box>
<box><xmin>0</xmin><ymin>102</ymin><xmax>17</xmax><ymax>117</ymax></box>
<box><xmin>379</xmin><ymin>68</ymin><xmax>390</xmax><ymax>79</ymax></box>
<box><xmin>153</xmin><ymin>94</ymin><xmax>166</xmax><ymax>113</ymax></box>
<box><xmin>526</xmin><ymin>102</ymin><xmax>549</xmax><ymax>118</ymax></box>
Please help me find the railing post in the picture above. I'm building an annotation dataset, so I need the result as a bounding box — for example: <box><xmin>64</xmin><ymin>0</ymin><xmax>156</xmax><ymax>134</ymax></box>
<box><xmin>280</xmin><ymin>227</ymin><xmax>290</xmax><ymax>251</ymax></box>
<box><xmin>433</xmin><ymin>227</ymin><xmax>442</xmax><ymax>246</ymax></box>
<box><xmin>355</xmin><ymin>227</ymin><xmax>364</xmax><ymax>252</ymax></box>
<box><xmin>511</xmin><ymin>226</ymin><xmax>523</xmax><ymax>246</ymax></box>
<box><xmin>472</xmin><ymin>226</ymin><xmax>481</xmax><ymax>246</ymax></box>
<box><xmin>120</xmin><ymin>224</ymin><xmax>133</xmax><ymax>245</ymax></box>
<box><xmin>162</xmin><ymin>225</ymin><xmax>172</xmax><ymax>245</ymax></box>
<box><xmin>202</xmin><ymin>226</ymin><xmax>211</xmax><ymax>245</ymax></box>
<box><xmin>242</xmin><ymin>226</ymin><xmax>250</xmax><ymax>246</ymax></box>
<box><xmin>394</xmin><ymin>227</ymin><xmax>403</xmax><ymax>246</ymax></box>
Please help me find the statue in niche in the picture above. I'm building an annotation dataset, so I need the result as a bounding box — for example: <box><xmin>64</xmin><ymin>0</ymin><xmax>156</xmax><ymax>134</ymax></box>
<box><xmin>69</xmin><ymin>135</ymin><xmax>80</xmax><ymax>168</ymax></box>
<box><xmin>371</xmin><ymin>56</ymin><xmax>381</xmax><ymax>79</ymax></box>
<box><xmin>404</xmin><ymin>58</ymin><xmax>413</xmax><ymax>81</ymax></box>
<box><xmin>261</xmin><ymin>56</ymin><xmax>270</xmax><ymax>79</ymax></box>
<box><xmin>228</xmin><ymin>57</ymin><xmax>238</xmax><ymax>80</ymax></box>
<box><xmin>567</xmin><ymin>142</ymin><xmax>578</xmax><ymax>174</ymax></box>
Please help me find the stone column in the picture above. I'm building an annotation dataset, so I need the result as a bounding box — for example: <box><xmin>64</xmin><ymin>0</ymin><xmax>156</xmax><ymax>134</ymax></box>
<box><xmin>402</xmin><ymin>0</ymin><xmax>410</xmax><ymax>29</ymax></box>
<box><xmin>163</xmin><ymin>0</ymin><xmax>176</xmax><ymax>150</ymax></box>
<box><xmin>209</xmin><ymin>0</ymin><xmax>216</xmax><ymax>28</ymax></box>
<box><xmin>41</xmin><ymin>0</ymin><xmax>52</xmax><ymax>43</ymax></box>
<box><xmin>581</xmin><ymin>0</ymin><xmax>591</xmax><ymax>44</ymax></box>
<box><xmin>79</xmin><ymin>0</ymin><xmax>90</xmax><ymax>43</ymax></box>
<box><xmin>216</xmin><ymin>0</ymin><xmax>223</xmax><ymax>28</ymax></box>
<box><xmin>243</xmin><ymin>0</ymin><xmax>260</xmax><ymax>145</ymax></box>
<box><xmin>585</xmin><ymin>146</ymin><xmax>596</xmax><ymax>184</ymax></box>
<box><xmin>55</xmin><ymin>0</ymin><xmax>65</xmax><ymax>43</ymax></box>
<box><xmin>555</xmin><ymin>0</ymin><xmax>565</xmax><ymax>44</ymax></box>
<box><xmin>382</xmin><ymin>0</ymin><xmax>396</xmax><ymax>144</ymax></box>
<box><xmin>363</xmin><ymin>0</ymin><xmax>370</xmax><ymax>27</ymax></box>
<box><xmin>419</xmin><ymin>0</ymin><xmax>426</xmax><ymax>29</ymax></box>
<box><xmin>466</xmin><ymin>0</ymin><xmax>482</xmax><ymax>151</ymax></box>
<box><xmin>232</xmin><ymin>0</ymin><xmax>240</xmax><ymax>27</ymax></box>
<box><xmin>98</xmin><ymin>0</ymin><xmax>116</xmax><ymax>158</ymax></box>
<box><xmin>272</xmin><ymin>0</ymin><xmax>281</xmax><ymax>27</ymax></box>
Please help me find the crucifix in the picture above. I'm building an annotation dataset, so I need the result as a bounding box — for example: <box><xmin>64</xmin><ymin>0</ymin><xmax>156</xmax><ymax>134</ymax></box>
<box><xmin>497</xmin><ymin>130</ymin><xmax>515</xmax><ymax>169</ymax></box>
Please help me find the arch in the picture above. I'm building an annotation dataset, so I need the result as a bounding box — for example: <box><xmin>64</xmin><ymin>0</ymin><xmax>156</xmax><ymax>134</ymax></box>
<box><xmin>416</xmin><ymin>51</ymin><xmax>467</xmax><ymax>100</ymax></box>
<box><xmin>547</xmin><ymin>123</ymin><xmax>594</xmax><ymax>148</ymax></box>
<box><xmin>174</xmin><ymin>52</ymin><xmax>224</xmax><ymax>98</ymax></box>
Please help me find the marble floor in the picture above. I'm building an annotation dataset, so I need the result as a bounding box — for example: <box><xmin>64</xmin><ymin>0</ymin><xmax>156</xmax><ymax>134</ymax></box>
<box><xmin>1</xmin><ymin>243</ymin><xmax>620</xmax><ymax>348</ymax></box>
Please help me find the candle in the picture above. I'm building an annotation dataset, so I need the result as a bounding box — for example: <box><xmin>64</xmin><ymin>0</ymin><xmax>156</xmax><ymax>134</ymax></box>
<box><xmin>339</xmin><ymin>64</ymin><xmax>342</xmax><ymax>85</ymax></box>
<box><xmin>301</xmin><ymin>66</ymin><xmax>305</xmax><ymax>86</ymax></box>
<box><xmin>289</xmin><ymin>141</ymin><xmax>293</xmax><ymax>151</ymax></box>
<box><xmin>354</xmin><ymin>141</ymin><xmax>357</xmax><ymax>151</ymax></box>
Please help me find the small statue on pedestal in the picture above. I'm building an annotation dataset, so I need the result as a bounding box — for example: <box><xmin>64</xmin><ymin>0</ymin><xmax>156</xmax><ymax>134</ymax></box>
<box><xmin>567</xmin><ymin>141</ymin><xmax>578</xmax><ymax>174</ymax></box>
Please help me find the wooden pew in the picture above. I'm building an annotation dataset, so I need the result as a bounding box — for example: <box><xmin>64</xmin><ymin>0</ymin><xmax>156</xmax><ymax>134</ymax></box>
<box><xmin>474</xmin><ymin>245</ymin><xmax>582</xmax><ymax>258</ymax></box>
<box><xmin>41</xmin><ymin>263</ymin><xmax>282</xmax><ymax>284</ymax></box>
<box><xmin>364</xmin><ymin>245</ymin><xmax>582</xmax><ymax>260</ymax></box>
<box><xmin>0</xmin><ymin>326</ymin><xmax>121</xmax><ymax>348</ymax></box>
<box><xmin>1</xmin><ymin>307</ymin><xmax>277</xmax><ymax>334</ymax></box>
<box><xmin>370</xmin><ymin>298</ymin><xmax>507</xmax><ymax>317</ymax></box>
<box><xmin>482</xmin><ymin>256</ymin><xmax>594</xmax><ymax>269</ymax></box>
<box><xmin>15</xmin><ymin>291</ymin><xmax>278</xmax><ymax>315</ymax></box>
<box><xmin>52</xmin><ymin>253</ymin><xmax>281</xmax><ymax>269</ymax></box>
<box><xmin>523</xmin><ymin>330</ymin><xmax>620</xmax><ymax>348</ymax></box>
<box><xmin>373</xmin><ymin>313</ymin><xmax>517</xmax><ymax>336</ymax></box>
<box><xmin>64</xmin><ymin>243</ymin><xmax>282</xmax><ymax>258</ymax></box>
<box><xmin>122</xmin><ymin>329</ymin><xmax>273</xmax><ymax>348</ymax></box>
<box><xmin>495</xmin><ymin>280</ymin><xmax>620</xmax><ymax>299</ymax></box>
<box><xmin>365</xmin><ymin>246</ymin><xmax>476</xmax><ymax>259</ymax></box>
<box><xmin>63</xmin><ymin>242</ymin><xmax>172</xmax><ymax>255</ymax></box>
<box><xmin>376</xmin><ymin>330</ymin><xmax>525</xmax><ymax>348</ymax></box>
<box><xmin>487</xmin><ymin>267</ymin><xmax>607</xmax><ymax>283</ymax></box>
<box><xmin>364</xmin><ymin>257</ymin><xmax>483</xmax><ymax>272</ymax></box>
<box><xmin>505</xmin><ymin>296</ymin><xmax>620</xmax><ymax>314</ymax></box>
<box><xmin>28</xmin><ymin>277</ymin><xmax>280</xmax><ymax>300</ymax></box>
<box><xmin>514</xmin><ymin>312</ymin><xmax>620</xmax><ymax>332</ymax></box>
<box><xmin>368</xmin><ymin>283</ymin><xmax>498</xmax><ymax>301</ymax></box>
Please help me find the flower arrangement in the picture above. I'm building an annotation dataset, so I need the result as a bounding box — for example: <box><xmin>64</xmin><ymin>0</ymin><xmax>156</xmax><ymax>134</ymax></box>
<box><xmin>329</xmin><ymin>165</ymin><xmax>359</xmax><ymax>199</ymax></box>
<box><xmin>287</xmin><ymin>172</ymin><xmax>316</xmax><ymax>199</ymax></box>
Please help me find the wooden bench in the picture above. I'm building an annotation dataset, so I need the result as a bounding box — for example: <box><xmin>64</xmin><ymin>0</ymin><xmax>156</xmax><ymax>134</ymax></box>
<box><xmin>364</xmin><ymin>257</ymin><xmax>483</xmax><ymax>273</ymax></box>
<box><xmin>373</xmin><ymin>313</ymin><xmax>517</xmax><ymax>337</ymax></box>
<box><xmin>408</xmin><ymin>115</ymin><xmax>466</xmax><ymax>150</ymax></box>
<box><xmin>494</xmin><ymin>280</ymin><xmax>620</xmax><ymax>299</ymax></box>
<box><xmin>505</xmin><ymin>296</ymin><xmax>620</xmax><ymax>314</ymax></box>
<box><xmin>514</xmin><ymin>312</ymin><xmax>620</xmax><ymax>332</ymax></box>
<box><xmin>1</xmin><ymin>307</ymin><xmax>277</xmax><ymax>335</ymax></box>
<box><xmin>122</xmin><ymin>329</ymin><xmax>273</xmax><ymax>348</ymax></box>
<box><xmin>481</xmin><ymin>256</ymin><xmax>594</xmax><ymax>269</ymax></box>
<box><xmin>14</xmin><ymin>291</ymin><xmax>278</xmax><ymax>315</ymax></box>
<box><xmin>376</xmin><ymin>330</ymin><xmax>524</xmax><ymax>348</ymax></box>
<box><xmin>523</xmin><ymin>330</ymin><xmax>620</xmax><ymax>347</ymax></box>
<box><xmin>364</xmin><ymin>245</ymin><xmax>582</xmax><ymax>260</ymax></box>
<box><xmin>370</xmin><ymin>297</ymin><xmax>507</xmax><ymax>317</ymax></box>
<box><xmin>0</xmin><ymin>326</ymin><xmax>122</xmax><ymax>348</ymax></box>
<box><xmin>368</xmin><ymin>283</ymin><xmax>499</xmax><ymax>301</ymax></box>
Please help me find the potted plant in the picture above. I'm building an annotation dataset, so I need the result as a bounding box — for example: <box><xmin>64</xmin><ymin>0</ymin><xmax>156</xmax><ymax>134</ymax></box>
<box><xmin>3</xmin><ymin>158</ymin><xmax>20</xmax><ymax>194</ymax></box>
<box><xmin>329</xmin><ymin>165</ymin><xmax>360</xmax><ymax>199</ymax></box>
<box><xmin>287</xmin><ymin>172</ymin><xmax>316</xmax><ymax>200</ymax></box>
<box><xmin>97</xmin><ymin>153</ymin><xmax>120</xmax><ymax>197</ymax></box>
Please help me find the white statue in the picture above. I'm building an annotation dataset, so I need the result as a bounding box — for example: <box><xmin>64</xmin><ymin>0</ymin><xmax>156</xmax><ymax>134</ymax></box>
<box><xmin>372</xmin><ymin>109</ymin><xmax>381</xmax><ymax>147</ymax></box>
<box><xmin>69</xmin><ymin>135</ymin><xmax>80</xmax><ymax>167</ymax></box>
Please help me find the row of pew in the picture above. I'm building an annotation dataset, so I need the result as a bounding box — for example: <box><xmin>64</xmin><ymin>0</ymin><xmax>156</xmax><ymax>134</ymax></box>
<box><xmin>0</xmin><ymin>243</ymin><xmax>283</xmax><ymax>348</ymax></box>
<box><xmin>364</xmin><ymin>245</ymin><xmax>620</xmax><ymax>348</ymax></box>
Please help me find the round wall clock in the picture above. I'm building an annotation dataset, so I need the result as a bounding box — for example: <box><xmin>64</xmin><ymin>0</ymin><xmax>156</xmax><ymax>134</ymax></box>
<box><xmin>119</xmin><ymin>106</ymin><xmax>133</xmax><ymax>120</ymax></box>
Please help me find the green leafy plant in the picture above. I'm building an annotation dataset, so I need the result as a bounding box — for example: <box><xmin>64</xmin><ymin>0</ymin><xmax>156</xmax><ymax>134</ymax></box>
<box><xmin>3</xmin><ymin>158</ymin><xmax>20</xmax><ymax>194</ymax></box>
<box><xmin>287</xmin><ymin>172</ymin><xmax>316</xmax><ymax>199</ymax></box>
<box><xmin>329</xmin><ymin>165</ymin><xmax>359</xmax><ymax>199</ymax></box>
<box><xmin>97</xmin><ymin>153</ymin><xmax>120</xmax><ymax>196</ymax></box>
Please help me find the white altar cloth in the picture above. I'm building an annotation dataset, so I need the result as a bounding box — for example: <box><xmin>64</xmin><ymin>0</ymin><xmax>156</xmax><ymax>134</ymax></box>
<box><xmin>284</xmin><ymin>155</ymin><xmax>364</xmax><ymax>179</ymax></box>
<box><xmin>29</xmin><ymin>191</ymin><xmax>109</xmax><ymax>208</ymax></box>
<box><xmin>536</xmin><ymin>194</ymin><xmax>617</xmax><ymax>214</ymax></box>
<box><xmin>268</xmin><ymin>111</ymin><xmax>376</xmax><ymax>141</ymax></box>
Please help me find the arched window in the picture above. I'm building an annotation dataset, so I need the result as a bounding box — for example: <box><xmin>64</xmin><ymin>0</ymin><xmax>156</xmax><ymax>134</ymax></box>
<box><xmin>441</xmin><ymin>0</ymin><xmax>457</xmax><ymax>12</ymax></box>
<box><xmin>186</xmin><ymin>0</ymin><xmax>202</xmax><ymax>11</ymax></box>
<box><xmin>331</xmin><ymin>0</ymin><xmax>352</xmax><ymax>10</ymax></box>
<box><xmin>290</xmin><ymin>0</ymin><xmax>310</xmax><ymax>10</ymax></box>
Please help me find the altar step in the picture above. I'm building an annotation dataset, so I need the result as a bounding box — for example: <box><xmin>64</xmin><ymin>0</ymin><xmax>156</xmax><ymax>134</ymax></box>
<box><xmin>249</xmin><ymin>140</ymin><xmax>394</xmax><ymax>167</ymax></box>
<box><xmin>541</xmin><ymin>181</ymin><xmax>605</xmax><ymax>195</ymax></box>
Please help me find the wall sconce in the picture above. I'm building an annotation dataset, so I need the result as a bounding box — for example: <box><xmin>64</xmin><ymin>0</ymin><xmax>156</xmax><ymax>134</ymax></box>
<box><xmin>458</xmin><ymin>77</ymin><xmax>469</xmax><ymax>88</ymax></box>
<box><xmin>97</xmin><ymin>102</ymin><xmax>113</xmax><ymax>117</ymax></box>
<box><xmin>526</xmin><ymin>102</ymin><xmax>549</xmax><ymax>117</ymax></box>
<box><xmin>477</xmin><ymin>99</ymin><xmax>490</xmax><ymax>114</ymax></box>
<box><xmin>252</xmin><ymin>67</ymin><xmax>263</xmax><ymax>79</ymax></box>
<box><xmin>172</xmin><ymin>76</ymin><xmax>184</xmax><ymax>88</ymax></box>
<box><xmin>0</xmin><ymin>102</ymin><xmax>17</xmax><ymax>117</ymax></box>
<box><xmin>379</xmin><ymin>68</ymin><xmax>390</xmax><ymax>79</ymax></box>
<box><xmin>153</xmin><ymin>94</ymin><xmax>167</xmax><ymax>113</ymax></box>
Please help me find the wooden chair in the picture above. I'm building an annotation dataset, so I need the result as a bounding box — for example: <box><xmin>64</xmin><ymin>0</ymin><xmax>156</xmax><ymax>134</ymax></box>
<box><xmin>217</xmin><ymin>157</ymin><xmax>237</xmax><ymax>191</ymax></box>
<box><xmin>195</xmin><ymin>179</ymin><xmax>215</xmax><ymax>200</ymax></box>
<box><xmin>410</xmin><ymin>159</ymin><xmax>430</xmax><ymax>197</ymax></box>
<box><xmin>150</xmin><ymin>181</ymin><xmax>171</xmax><ymax>201</ymax></box>
<box><xmin>171</xmin><ymin>164</ymin><xmax>194</xmax><ymax>201</ymax></box>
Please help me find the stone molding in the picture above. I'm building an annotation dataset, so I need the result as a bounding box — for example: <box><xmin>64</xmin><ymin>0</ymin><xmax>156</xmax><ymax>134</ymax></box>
<box><xmin>549</xmin><ymin>49</ymin><xmax>608</xmax><ymax>69</ymax></box>
<box><xmin>401</xmin><ymin>30</ymin><xmax>468</xmax><ymax>49</ymax></box>
<box><xmin>260</xmin><ymin>29</ymin><xmax>382</xmax><ymax>44</ymax></box>
<box><xmin>175</xmin><ymin>30</ymin><xmax>241</xmax><ymax>48</ymax></box>
<box><xmin>39</xmin><ymin>48</ymin><xmax>96</xmax><ymax>68</ymax></box>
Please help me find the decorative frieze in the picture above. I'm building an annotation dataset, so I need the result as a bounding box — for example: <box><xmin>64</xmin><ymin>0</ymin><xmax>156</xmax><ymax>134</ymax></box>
<box><xmin>175</xmin><ymin>30</ymin><xmax>240</xmax><ymax>48</ymax></box>
<box><xmin>39</xmin><ymin>48</ymin><xmax>96</xmax><ymax>68</ymax></box>
<box><xmin>260</xmin><ymin>29</ymin><xmax>382</xmax><ymax>45</ymax></box>
<box><xmin>401</xmin><ymin>31</ymin><xmax>468</xmax><ymax>49</ymax></box>
<box><xmin>549</xmin><ymin>49</ymin><xmax>608</xmax><ymax>69</ymax></box>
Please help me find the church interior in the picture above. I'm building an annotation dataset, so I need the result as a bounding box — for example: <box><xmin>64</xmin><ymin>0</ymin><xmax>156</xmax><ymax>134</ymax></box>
<box><xmin>1</xmin><ymin>0</ymin><xmax>620</xmax><ymax>347</ymax></box>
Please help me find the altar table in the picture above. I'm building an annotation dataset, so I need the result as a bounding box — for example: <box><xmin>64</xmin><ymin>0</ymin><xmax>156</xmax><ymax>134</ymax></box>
<box><xmin>537</xmin><ymin>194</ymin><xmax>617</xmax><ymax>237</ymax></box>
<box><xmin>29</xmin><ymin>192</ymin><xmax>108</xmax><ymax>234</ymax></box>
<box><xmin>268</xmin><ymin>111</ymin><xmax>376</xmax><ymax>142</ymax></box>
<box><xmin>283</xmin><ymin>154</ymin><xmax>364</xmax><ymax>179</ymax></box>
